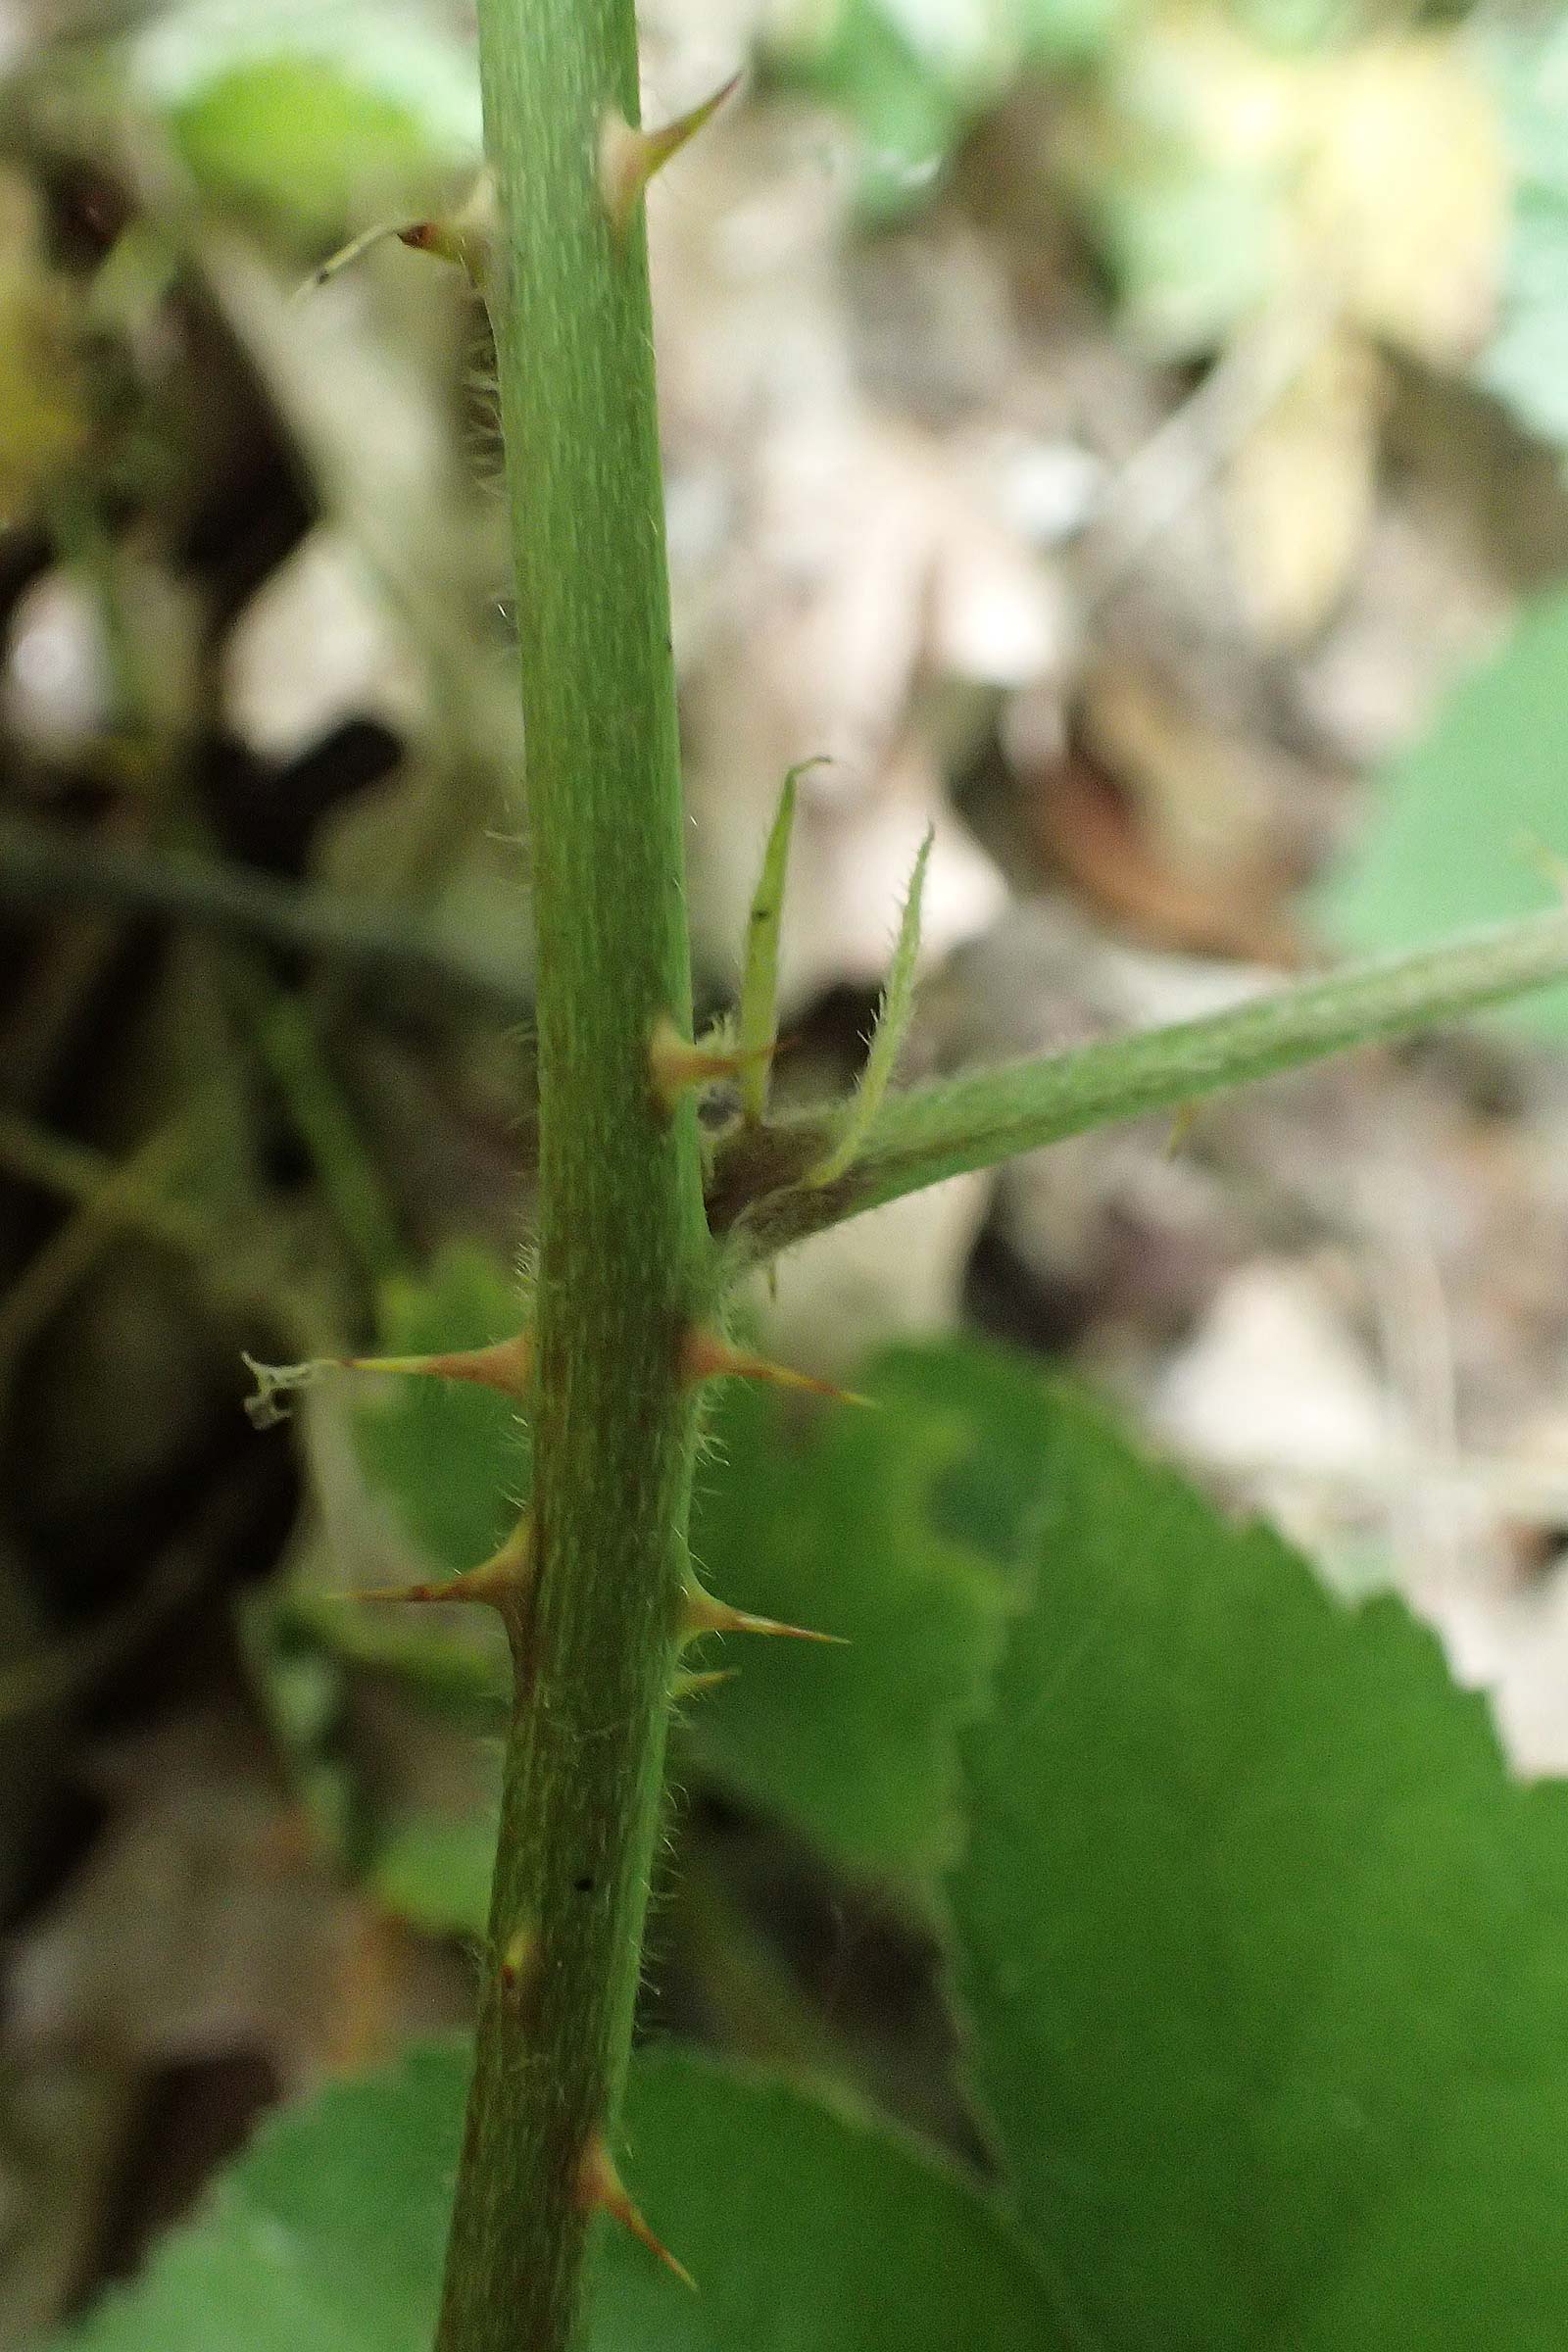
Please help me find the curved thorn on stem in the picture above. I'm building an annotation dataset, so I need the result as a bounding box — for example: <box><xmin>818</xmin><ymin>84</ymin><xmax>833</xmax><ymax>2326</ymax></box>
<box><xmin>578</xmin><ymin>2140</ymin><xmax>696</xmax><ymax>2290</ymax></box>
<box><xmin>680</xmin><ymin>1574</ymin><xmax>844</xmax><ymax>1648</ymax></box>
<box><xmin>599</xmin><ymin>73</ymin><xmax>742</xmax><ymax>237</ymax></box>
<box><xmin>650</xmin><ymin>1015</ymin><xmax>773</xmax><ymax>1114</ymax></box>
<box><xmin>355</xmin><ymin>1517</ymin><xmax>533</xmax><ymax>1611</ymax></box>
<box><xmin>682</xmin><ymin>1328</ymin><xmax>870</xmax><ymax>1407</ymax></box>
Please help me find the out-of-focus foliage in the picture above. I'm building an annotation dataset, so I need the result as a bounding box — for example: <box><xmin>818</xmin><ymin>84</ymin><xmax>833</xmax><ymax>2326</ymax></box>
<box><xmin>1057</xmin><ymin>18</ymin><xmax>1501</xmax><ymax>365</ymax></box>
<box><xmin>773</xmin><ymin>0</ymin><xmax>1521</xmax><ymax>646</ymax></box>
<box><xmin>768</xmin><ymin>0</ymin><xmax>1123</xmax><ymax>208</ymax></box>
<box><xmin>245</xmin><ymin>1250</ymin><xmax>518</xmax><ymax>1937</ymax></box>
<box><xmin>0</xmin><ymin>180</ymin><xmax>97</xmax><ymax>526</ymax></box>
<box><xmin>347</xmin><ymin>1245</ymin><xmax>529</xmax><ymax>1584</ymax></box>
<box><xmin>125</xmin><ymin>0</ymin><xmax>481</xmax><ymax>239</ymax></box>
<box><xmin>1480</xmin><ymin>15</ymin><xmax>1568</xmax><ymax>454</ymax></box>
<box><xmin>57</xmin><ymin>2038</ymin><xmax>465</xmax><ymax>2352</ymax></box>
<box><xmin>1320</xmin><ymin>585</ymin><xmax>1568</xmax><ymax>1038</ymax></box>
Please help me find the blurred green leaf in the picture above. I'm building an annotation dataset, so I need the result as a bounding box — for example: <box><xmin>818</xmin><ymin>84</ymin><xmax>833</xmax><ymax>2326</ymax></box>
<box><xmin>1480</xmin><ymin>20</ymin><xmax>1568</xmax><ymax>451</ymax></box>
<box><xmin>767</xmin><ymin>0</ymin><xmax>1121</xmax><ymax>212</ymax></box>
<box><xmin>56</xmin><ymin>2040</ymin><xmax>1067</xmax><ymax>2351</ymax></box>
<box><xmin>951</xmin><ymin>1383</ymin><xmax>1568</xmax><ymax>2352</ymax></box>
<box><xmin>126</xmin><ymin>0</ymin><xmax>482</xmax><ymax>237</ymax></box>
<box><xmin>350</xmin><ymin>1242</ymin><xmax>527</xmax><ymax>1584</ymax></box>
<box><xmin>1316</xmin><ymin>582</ymin><xmax>1568</xmax><ymax>1038</ymax></box>
<box><xmin>1072</xmin><ymin>144</ymin><xmax>1282</xmax><ymax>355</ymax></box>
<box><xmin>686</xmin><ymin>1343</ymin><xmax>1049</xmax><ymax>1884</ymax></box>
<box><xmin>1057</xmin><ymin>18</ymin><xmax>1292</xmax><ymax>357</ymax></box>
<box><xmin>773</xmin><ymin>2</ymin><xmax>964</xmax><ymax>211</ymax></box>
<box><xmin>171</xmin><ymin>62</ymin><xmax>438</xmax><ymax>235</ymax></box>
<box><xmin>370</xmin><ymin>1796</ymin><xmax>498</xmax><ymax>1939</ymax></box>
<box><xmin>244</xmin><ymin>1571</ymin><xmax>506</xmax><ymax>1938</ymax></box>
<box><xmin>239</xmin><ymin>1592</ymin><xmax>358</xmax><ymax>1858</ymax></box>
<box><xmin>57</xmin><ymin>2037</ymin><xmax>463</xmax><ymax>2352</ymax></box>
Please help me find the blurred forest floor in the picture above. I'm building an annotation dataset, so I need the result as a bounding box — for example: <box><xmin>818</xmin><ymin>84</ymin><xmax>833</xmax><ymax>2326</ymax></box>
<box><xmin>8</xmin><ymin>0</ymin><xmax>1568</xmax><ymax>2336</ymax></box>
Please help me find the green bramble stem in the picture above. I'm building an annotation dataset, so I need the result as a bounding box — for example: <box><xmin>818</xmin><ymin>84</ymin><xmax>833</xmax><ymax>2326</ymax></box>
<box><xmin>433</xmin><ymin>5</ymin><xmax>710</xmax><ymax>2350</ymax></box>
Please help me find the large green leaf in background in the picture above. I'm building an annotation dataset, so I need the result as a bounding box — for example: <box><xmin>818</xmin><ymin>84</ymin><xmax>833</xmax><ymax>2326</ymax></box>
<box><xmin>57</xmin><ymin>2040</ymin><xmax>462</xmax><ymax>2352</ymax></box>
<box><xmin>55</xmin><ymin>2043</ymin><xmax>1067</xmax><ymax>2352</ymax></box>
<box><xmin>1317</xmin><ymin>582</ymin><xmax>1568</xmax><ymax>1039</ymax></box>
<box><xmin>951</xmin><ymin>1384</ymin><xmax>1568</xmax><ymax>2352</ymax></box>
<box><xmin>685</xmin><ymin>1345</ymin><xmax>1050</xmax><ymax>1883</ymax></box>
<box><xmin>594</xmin><ymin>2051</ymin><xmax>1067</xmax><ymax>2349</ymax></box>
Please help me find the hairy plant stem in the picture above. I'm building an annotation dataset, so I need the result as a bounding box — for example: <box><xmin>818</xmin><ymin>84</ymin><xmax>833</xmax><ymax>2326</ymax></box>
<box><xmin>711</xmin><ymin>907</ymin><xmax>1568</xmax><ymax>1264</ymax></box>
<box><xmin>432</xmin><ymin>6</ymin><xmax>709</xmax><ymax>2351</ymax></box>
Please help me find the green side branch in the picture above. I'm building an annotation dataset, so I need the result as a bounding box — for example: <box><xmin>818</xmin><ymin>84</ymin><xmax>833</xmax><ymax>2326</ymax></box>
<box><xmin>433</xmin><ymin>6</ymin><xmax>710</xmax><ymax>2351</ymax></box>
<box><xmin>710</xmin><ymin>906</ymin><xmax>1568</xmax><ymax>1264</ymax></box>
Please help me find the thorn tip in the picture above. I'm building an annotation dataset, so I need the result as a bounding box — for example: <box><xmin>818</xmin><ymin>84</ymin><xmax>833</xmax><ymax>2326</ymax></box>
<box><xmin>579</xmin><ymin>2140</ymin><xmax>695</xmax><ymax>2290</ymax></box>
<box><xmin>343</xmin><ymin>1333</ymin><xmax>533</xmax><ymax>1400</ymax></box>
<box><xmin>356</xmin><ymin>1517</ymin><xmax>532</xmax><ymax>1612</ymax></box>
<box><xmin>682</xmin><ymin>1330</ymin><xmax>870</xmax><ymax>1408</ymax></box>
<box><xmin>599</xmin><ymin>74</ymin><xmax>741</xmax><ymax>235</ymax></box>
<box><xmin>681</xmin><ymin>1576</ymin><xmax>844</xmax><ymax>1649</ymax></box>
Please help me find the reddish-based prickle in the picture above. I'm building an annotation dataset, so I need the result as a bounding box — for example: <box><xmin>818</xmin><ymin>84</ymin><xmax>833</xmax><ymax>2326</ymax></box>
<box><xmin>577</xmin><ymin>2140</ymin><xmax>695</xmax><ymax>2291</ymax></box>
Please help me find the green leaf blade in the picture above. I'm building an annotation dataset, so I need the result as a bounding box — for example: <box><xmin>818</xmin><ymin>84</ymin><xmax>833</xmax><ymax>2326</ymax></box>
<box><xmin>687</xmin><ymin>1341</ymin><xmax>1051</xmax><ymax>1884</ymax></box>
<box><xmin>600</xmin><ymin>2051</ymin><xmax>1072</xmax><ymax>2350</ymax></box>
<box><xmin>1317</xmin><ymin>583</ymin><xmax>1568</xmax><ymax>1038</ymax></box>
<box><xmin>950</xmin><ymin>1385</ymin><xmax>1568</xmax><ymax>2352</ymax></box>
<box><xmin>58</xmin><ymin>2039</ymin><xmax>465</xmax><ymax>2352</ymax></box>
<box><xmin>128</xmin><ymin>0</ymin><xmax>483</xmax><ymax>239</ymax></box>
<box><xmin>52</xmin><ymin>2041</ymin><xmax>1071</xmax><ymax>2352</ymax></box>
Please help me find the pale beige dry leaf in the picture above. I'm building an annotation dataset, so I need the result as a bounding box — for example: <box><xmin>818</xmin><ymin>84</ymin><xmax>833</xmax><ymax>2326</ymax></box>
<box><xmin>8</xmin><ymin>1714</ymin><xmax>354</xmax><ymax>2077</ymax></box>
<box><xmin>1074</xmin><ymin>657</ymin><xmax>1286</xmax><ymax>899</ymax></box>
<box><xmin>1304</xmin><ymin>37</ymin><xmax>1505</xmax><ymax>369</ymax></box>
<box><xmin>682</xmin><ymin>411</ymin><xmax>1049</xmax><ymax>1004</ymax></box>
<box><xmin>1222</xmin><ymin>328</ymin><xmax>1388</xmax><ymax>647</ymax></box>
